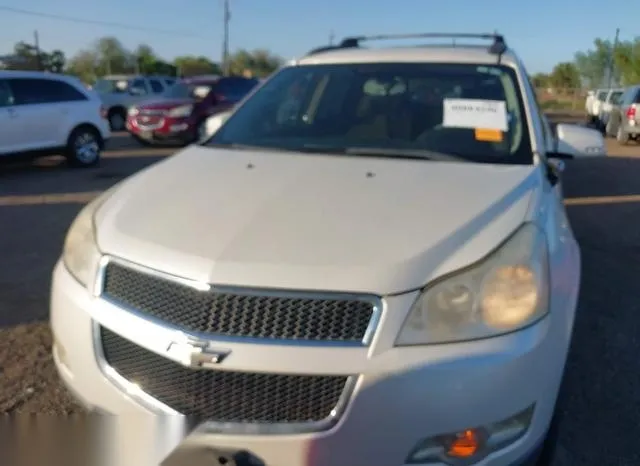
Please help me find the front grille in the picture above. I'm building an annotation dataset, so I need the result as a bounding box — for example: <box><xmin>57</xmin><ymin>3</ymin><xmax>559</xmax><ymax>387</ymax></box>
<box><xmin>138</xmin><ymin>109</ymin><xmax>166</xmax><ymax>116</ymax></box>
<box><xmin>99</xmin><ymin>327</ymin><xmax>350</xmax><ymax>424</ymax></box>
<box><xmin>101</xmin><ymin>261</ymin><xmax>376</xmax><ymax>343</ymax></box>
<box><xmin>135</xmin><ymin>115</ymin><xmax>164</xmax><ymax>130</ymax></box>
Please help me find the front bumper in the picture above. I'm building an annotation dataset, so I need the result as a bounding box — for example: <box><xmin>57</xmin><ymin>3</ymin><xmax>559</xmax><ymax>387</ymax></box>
<box><xmin>51</xmin><ymin>259</ymin><xmax>573</xmax><ymax>466</ymax></box>
<box><xmin>126</xmin><ymin>116</ymin><xmax>195</xmax><ymax>144</ymax></box>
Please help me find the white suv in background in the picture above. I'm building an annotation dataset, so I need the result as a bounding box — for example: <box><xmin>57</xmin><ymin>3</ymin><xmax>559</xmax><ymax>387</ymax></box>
<box><xmin>0</xmin><ymin>71</ymin><xmax>110</xmax><ymax>167</ymax></box>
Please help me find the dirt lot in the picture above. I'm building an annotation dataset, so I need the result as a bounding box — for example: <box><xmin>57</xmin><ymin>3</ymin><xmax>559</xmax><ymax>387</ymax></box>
<box><xmin>1</xmin><ymin>128</ymin><xmax>640</xmax><ymax>464</ymax></box>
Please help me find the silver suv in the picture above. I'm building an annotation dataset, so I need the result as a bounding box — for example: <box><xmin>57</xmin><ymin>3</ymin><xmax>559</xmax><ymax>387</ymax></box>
<box><xmin>52</xmin><ymin>33</ymin><xmax>606</xmax><ymax>466</ymax></box>
<box><xmin>94</xmin><ymin>74</ymin><xmax>176</xmax><ymax>130</ymax></box>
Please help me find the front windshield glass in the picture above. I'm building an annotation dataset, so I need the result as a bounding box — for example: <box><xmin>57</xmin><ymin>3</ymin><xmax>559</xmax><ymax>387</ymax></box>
<box><xmin>94</xmin><ymin>78</ymin><xmax>129</xmax><ymax>93</ymax></box>
<box><xmin>165</xmin><ymin>82</ymin><xmax>213</xmax><ymax>99</ymax></box>
<box><xmin>207</xmin><ymin>63</ymin><xmax>532</xmax><ymax>164</ymax></box>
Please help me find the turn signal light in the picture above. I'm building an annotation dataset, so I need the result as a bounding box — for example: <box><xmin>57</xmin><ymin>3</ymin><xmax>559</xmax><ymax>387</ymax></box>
<box><xmin>446</xmin><ymin>429</ymin><xmax>481</xmax><ymax>458</ymax></box>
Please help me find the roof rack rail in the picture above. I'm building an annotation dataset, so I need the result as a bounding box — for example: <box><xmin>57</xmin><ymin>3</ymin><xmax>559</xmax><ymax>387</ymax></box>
<box><xmin>337</xmin><ymin>33</ymin><xmax>507</xmax><ymax>54</ymax></box>
<box><xmin>305</xmin><ymin>42</ymin><xmax>360</xmax><ymax>57</ymax></box>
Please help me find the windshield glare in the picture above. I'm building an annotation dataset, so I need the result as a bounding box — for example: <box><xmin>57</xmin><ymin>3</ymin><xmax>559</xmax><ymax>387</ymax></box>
<box><xmin>207</xmin><ymin>63</ymin><xmax>532</xmax><ymax>164</ymax></box>
<box><xmin>165</xmin><ymin>82</ymin><xmax>212</xmax><ymax>100</ymax></box>
<box><xmin>94</xmin><ymin>78</ymin><xmax>129</xmax><ymax>93</ymax></box>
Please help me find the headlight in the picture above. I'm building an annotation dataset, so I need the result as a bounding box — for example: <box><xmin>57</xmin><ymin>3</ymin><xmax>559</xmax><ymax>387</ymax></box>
<box><xmin>167</xmin><ymin>104</ymin><xmax>193</xmax><ymax>118</ymax></box>
<box><xmin>396</xmin><ymin>223</ymin><xmax>549</xmax><ymax>345</ymax></box>
<box><xmin>128</xmin><ymin>107</ymin><xmax>139</xmax><ymax>116</ymax></box>
<box><xmin>62</xmin><ymin>188</ymin><xmax>117</xmax><ymax>288</ymax></box>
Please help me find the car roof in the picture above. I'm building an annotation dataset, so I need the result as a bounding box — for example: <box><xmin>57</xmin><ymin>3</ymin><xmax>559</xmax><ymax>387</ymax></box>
<box><xmin>296</xmin><ymin>44</ymin><xmax>519</xmax><ymax>68</ymax></box>
<box><xmin>0</xmin><ymin>69</ymin><xmax>83</xmax><ymax>83</ymax></box>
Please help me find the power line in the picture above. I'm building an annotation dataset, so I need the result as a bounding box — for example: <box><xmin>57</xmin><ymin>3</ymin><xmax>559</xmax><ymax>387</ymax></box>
<box><xmin>222</xmin><ymin>0</ymin><xmax>230</xmax><ymax>75</ymax></box>
<box><xmin>0</xmin><ymin>5</ymin><xmax>204</xmax><ymax>37</ymax></box>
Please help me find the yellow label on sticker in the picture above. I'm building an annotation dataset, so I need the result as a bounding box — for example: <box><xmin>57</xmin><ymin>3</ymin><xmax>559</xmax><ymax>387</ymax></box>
<box><xmin>475</xmin><ymin>128</ymin><xmax>503</xmax><ymax>142</ymax></box>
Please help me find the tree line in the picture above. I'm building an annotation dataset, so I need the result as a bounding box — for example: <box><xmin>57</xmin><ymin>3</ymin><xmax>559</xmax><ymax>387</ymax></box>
<box><xmin>532</xmin><ymin>35</ymin><xmax>640</xmax><ymax>90</ymax></box>
<box><xmin>2</xmin><ymin>34</ymin><xmax>639</xmax><ymax>91</ymax></box>
<box><xmin>1</xmin><ymin>36</ymin><xmax>284</xmax><ymax>84</ymax></box>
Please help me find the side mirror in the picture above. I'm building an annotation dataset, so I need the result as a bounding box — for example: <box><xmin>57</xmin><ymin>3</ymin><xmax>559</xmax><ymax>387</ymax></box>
<box><xmin>548</xmin><ymin>123</ymin><xmax>607</xmax><ymax>159</ymax></box>
<box><xmin>203</xmin><ymin>111</ymin><xmax>232</xmax><ymax>138</ymax></box>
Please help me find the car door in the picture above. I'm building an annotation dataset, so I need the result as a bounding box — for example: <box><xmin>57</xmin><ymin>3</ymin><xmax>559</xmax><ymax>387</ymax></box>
<box><xmin>128</xmin><ymin>78</ymin><xmax>151</xmax><ymax>105</ymax></box>
<box><xmin>0</xmin><ymin>79</ymin><xmax>21</xmax><ymax>155</ymax></box>
<box><xmin>5</xmin><ymin>77</ymin><xmax>67</xmax><ymax>151</ymax></box>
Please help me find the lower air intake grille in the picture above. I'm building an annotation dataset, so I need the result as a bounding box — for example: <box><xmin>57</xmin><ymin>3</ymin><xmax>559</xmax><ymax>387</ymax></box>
<box><xmin>99</xmin><ymin>327</ymin><xmax>351</xmax><ymax>425</ymax></box>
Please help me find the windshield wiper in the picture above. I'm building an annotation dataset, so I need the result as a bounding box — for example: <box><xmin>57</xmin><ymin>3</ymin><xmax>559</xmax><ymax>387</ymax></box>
<box><xmin>205</xmin><ymin>142</ymin><xmax>290</xmax><ymax>152</ymax></box>
<box><xmin>302</xmin><ymin>144</ymin><xmax>468</xmax><ymax>162</ymax></box>
<box><xmin>207</xmin><ymin>143</ymin><xmax>468</xmax><ymax>162</ymax></box>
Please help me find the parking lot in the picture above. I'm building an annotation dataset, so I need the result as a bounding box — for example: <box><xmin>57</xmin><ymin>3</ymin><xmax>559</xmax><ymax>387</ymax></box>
<box><xmin>1</xmin><ymin>127</ymin><xmax>639</xmax><ymax>465</ymax></box>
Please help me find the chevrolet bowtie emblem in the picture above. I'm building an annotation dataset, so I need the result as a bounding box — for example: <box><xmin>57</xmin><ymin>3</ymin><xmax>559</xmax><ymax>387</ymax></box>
<box><xmin>167</xmin><ymin>340</ymin><xmax>231</xmax><ymax>369</ymax></box>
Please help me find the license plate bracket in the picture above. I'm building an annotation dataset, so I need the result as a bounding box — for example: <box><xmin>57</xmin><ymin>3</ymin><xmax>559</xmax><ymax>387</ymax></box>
<box><xmin>161</xmin><ymin>446</ymin><xmax>265</xmax><ymax>466</ymax></box>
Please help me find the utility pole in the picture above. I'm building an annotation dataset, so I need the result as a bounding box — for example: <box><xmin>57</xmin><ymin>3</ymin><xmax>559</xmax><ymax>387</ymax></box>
<box><xmin>607</xmin><ymin>28</ymin><xmax>620</xmax><ymax>89</ymax></box>
<box><xmin>222</xmin><ymin>0</ymin><xmax>230</xmax><ymax>76</ymax></box>
<box><xmin>33</xmin><ymin>30</ymin><xmax>42</xmax><ymax>71</ymax></box>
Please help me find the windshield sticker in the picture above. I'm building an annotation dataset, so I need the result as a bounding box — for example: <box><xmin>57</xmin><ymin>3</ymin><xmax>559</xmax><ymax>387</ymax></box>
<box><xmin>475</xmin><ymin>128</ymin><xmax>503</xmax><ymax>142</ymax></box>
<box><xmin>442</xmin><ymin>99</ymin><xmax>508</xmax><ymax>131</ymax></box>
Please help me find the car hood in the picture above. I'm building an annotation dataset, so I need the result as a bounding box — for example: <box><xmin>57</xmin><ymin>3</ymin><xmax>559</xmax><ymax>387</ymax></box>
<box><xmin>95</xmin><ymin>147</ymin><xmax>540</xmax><ymax>294</ymax></box>
<box><xmin>136</xmin><ymin>97</ymin><xmax>193</xmax><ymax>110</ymax></box>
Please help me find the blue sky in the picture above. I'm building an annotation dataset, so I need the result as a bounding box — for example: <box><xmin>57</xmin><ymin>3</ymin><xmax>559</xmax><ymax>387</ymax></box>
<box><xmin>0</xmin><ymin>0</ymin><xmax>631</xmax><ymax>73</ymax></box>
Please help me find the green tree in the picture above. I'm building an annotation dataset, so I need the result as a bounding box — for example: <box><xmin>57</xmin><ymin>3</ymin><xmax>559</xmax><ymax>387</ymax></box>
<box><xmin>66</xmin><ymin>49</ymin><xmax>99</xmax><ymax>84</ymax></box>
<box><xmin>95</xmin><ymin>36</ymin><xmax>132</xmax><ymax>75</ymax></box>
<box><xmin>227</xmin><ymin>49</ymin><xmax>282</xmax><ymax>77</ymax></box>
<box><xmin>133</xmin><ymin>44</ymin><xmax>156</xmax><ymax>74</ymax></box>
<box><xmin>574</xmin><ymin>38</ymin><xmax>618</xmax><ymax>88</ymax></box>
<box><xmin>549</xmin><ymin>62</ymin><xmax>581</xmax><ymax>89</ymax></box>
<box><xmin>612</xmin><ymin>37</ymin><xmax>640</xmax><ymax>85</ymax></box>
<box><xmin>531</xmin><ymin>72</ymin><xmax>550</xmax><ymax>89</ymax></box>
<box><xmin>5</xmin><ymin>41</ymin><xmax>66</xmax><ymax>73</ymax></box>
<box><xmin>173</xmin><ymin>56</ymin><xmax>221</xmax><ymax>77</ymax></box>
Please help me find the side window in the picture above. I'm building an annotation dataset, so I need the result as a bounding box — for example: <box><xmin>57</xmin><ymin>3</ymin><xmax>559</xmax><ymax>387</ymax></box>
<box><xmin>129</xmin><ymin>78</ymin><xmax>148</xmax><ymax>96</ymax></box>
<box><xmin>149</xmin><ymin>79</ymin><xmax>164</xmax><ymax>94</ymax></box>
<box><xmin>215</xmin><ymin>78</ymin><xmax>255</xmax><ymax>101</ymax></box>
<box><xmin>164</xmin><ymin>79</ymin><xmax>176</xmax><ymax>87</ymax></box>
<box><xmin>9</xmin><ymin>78</ymin><xmax>86</xmax><ymax>105</ymax></box>
<box><xmin>634</xmin><ymin>89</ymin><xmax>640</xmax><ymax>104</ymax></box>
<box><xmin>0</xmin><ymin>80</ymin><xmax>14</xmax><ymax>107</ymax></box>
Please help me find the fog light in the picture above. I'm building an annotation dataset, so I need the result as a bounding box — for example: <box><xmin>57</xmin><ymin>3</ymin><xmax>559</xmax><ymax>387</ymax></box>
<box><xmin>406</xmin><ymin>405</ymin><xmax>534</xmax><ymax>465</ymax></box>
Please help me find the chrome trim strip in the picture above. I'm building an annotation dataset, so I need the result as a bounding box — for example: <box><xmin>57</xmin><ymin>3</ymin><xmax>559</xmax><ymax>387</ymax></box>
<box><xmin>92</xmin><ymin>320</ymin><xmax>359</xmax><ymax>434</ymax></box>
<box><xmin>135</xmin><ymin>117</ymin><xmax>164</xmax><ymax>130</ymax></box>
<box><xmin>95</xmin><ymin>254</ymin><xmax>383</xmax><ymax>348</ymax></box>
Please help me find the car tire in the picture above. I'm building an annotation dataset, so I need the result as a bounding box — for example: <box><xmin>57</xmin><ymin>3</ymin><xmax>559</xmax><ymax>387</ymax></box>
<box><xmin>108</xmin><ymin>107</ymin><xmax>127</xmax><ymax>131</ymax></box>
<box><xmin>65</xmin><ymin>126</ymin><xmax>102</xmax><ymax>168</ymax></box>
<box><xmin>616</xmin><ymin>126</ymin><xmax>630</xmax><ymax>145</ymax></box>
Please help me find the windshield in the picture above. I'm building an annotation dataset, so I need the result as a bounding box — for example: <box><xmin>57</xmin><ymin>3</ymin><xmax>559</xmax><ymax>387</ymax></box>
<box><xmin>165</xmin><ymin>82</ymin><xmax>213</xmax><ymax>100</ymax></box>
<box><xmin>94</xmin><ymin>78</ymin><xmax>129</xmax><ymax>94</ymax></box>
<box><xmin>207</xmin><ymin>63</ymin><xmax>532</xmax><ymax>164</ymax></box>
<box><xmin>609</xmin><ymin>91</ymin><xmax>623</xmax><ymax>104</ymax></box>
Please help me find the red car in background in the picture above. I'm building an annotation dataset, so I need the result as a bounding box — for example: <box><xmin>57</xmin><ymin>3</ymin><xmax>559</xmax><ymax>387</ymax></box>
<box><xmin>126</xmin><ymin>75</ymin><xmax>259</xmax><ymax>145</ymax></box>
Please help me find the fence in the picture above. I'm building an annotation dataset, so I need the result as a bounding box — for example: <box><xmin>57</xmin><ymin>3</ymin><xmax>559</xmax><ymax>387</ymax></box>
<box><xmin>535</xmin><ymin>87</ymin><xmax>585</xmax><ymax>114</ymax></box>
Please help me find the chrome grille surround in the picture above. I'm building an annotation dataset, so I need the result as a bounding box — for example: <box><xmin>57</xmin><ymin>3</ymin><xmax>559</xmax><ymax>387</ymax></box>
<box><xmin>94</xmin><ymin>255</ymin><xmax>382</xmax><ymax>347</ymax></box>
<box><xmin>91</xmin><ymin>255</ymin><xmax>381</xmax><ymax>433</ymax></box>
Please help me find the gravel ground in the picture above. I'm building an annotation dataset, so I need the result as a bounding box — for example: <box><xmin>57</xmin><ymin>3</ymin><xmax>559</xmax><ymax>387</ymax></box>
<box><xmin>1</xmin><ymin>129</ymin><xmax>639</xmax><ymax>464</ymax></box>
